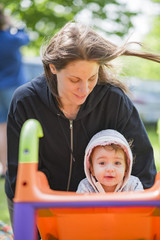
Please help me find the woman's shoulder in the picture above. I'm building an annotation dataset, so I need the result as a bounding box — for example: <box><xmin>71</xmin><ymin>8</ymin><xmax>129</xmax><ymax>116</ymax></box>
<box><xmin>12</xmin><ymin>74</ymin><xmax>46</xmax><ymax>101</ymax></box>
<box><xmin>83</xmin><ymin>83</ymin><xmax>132</xmax><ymax>118</ymax></box>
<box><xmin>10</xmin><ymin>74</ymin><xmax>49</xmax><ymax>116</ymax></box>
<box><xmin>96</xmin><ymin>83</ymin><xmax>126</xmax><ymax>96</ymax></box>
<box><xmin>94</xmin><ymin>83</ymin><xmax>131</xmax><ymax>107</ymax></box>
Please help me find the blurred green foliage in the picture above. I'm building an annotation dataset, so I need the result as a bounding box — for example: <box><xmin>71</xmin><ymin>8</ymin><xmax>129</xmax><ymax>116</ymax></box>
<box><xmin>1</xmin><ymin>0</ymin><xmax>160</xmax><ymax>79</ymax></box>
<box><xmin>0</xmin><ymin>179</ymin><xmax>10</xmax><ymax>225</ymax></box>
<box><xmin>121</xmin><ymin>0</ymin><xmax>160</xmax><ymax>80</ymax></box>
<box><xmin>145</xmin><ymin>123</ymin><xmax>160</xmax><ymax>171</ymax></box>
<box><xmin>1</xmin><ymin>0</ymin><xmax>138</xmax><ymax>55</ymax></box>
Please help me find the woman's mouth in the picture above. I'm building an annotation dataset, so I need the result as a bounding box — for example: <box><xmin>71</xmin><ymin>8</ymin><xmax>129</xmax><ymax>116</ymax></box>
<box><xmin>74</xmin><ymin>94</ymin><xmax>87</xmax><ymax>100</ymax></box>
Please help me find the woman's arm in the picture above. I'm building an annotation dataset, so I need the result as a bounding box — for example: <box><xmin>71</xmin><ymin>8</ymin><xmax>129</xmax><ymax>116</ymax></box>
<box><xmin>114</xmin><ymin>88</ymin><xmax>157</xmax><ymax>189</ymax></box>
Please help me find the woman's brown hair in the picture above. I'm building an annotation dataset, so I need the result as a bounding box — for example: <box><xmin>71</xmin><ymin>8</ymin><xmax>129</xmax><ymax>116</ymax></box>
<box><xmin>41</xmin><ymin>22</ymin><xmax>160</xmax><ymax>97</ymax></box>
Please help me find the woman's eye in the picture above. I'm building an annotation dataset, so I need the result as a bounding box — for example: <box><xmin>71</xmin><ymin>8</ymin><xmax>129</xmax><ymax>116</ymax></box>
<box><xmin>89</xmin><ymin>77</ymin><xmax>97</xmax><ymax>82</ymax></box>
<box><xmin>70</xmin><ymin>79</ymin><xmax>79</xmax><ymax>83</ymax></box>
<box><xmin>89</xmin><ymin>78</ymin><xmax>94</xmax><ymax>82</ymax></box>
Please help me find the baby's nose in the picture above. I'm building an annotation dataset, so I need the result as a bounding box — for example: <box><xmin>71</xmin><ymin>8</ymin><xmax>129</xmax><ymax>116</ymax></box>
<box><xmin>105</xmin><ymin>164</ymin><xmax>114</xmax><ymax>172</ymax></box>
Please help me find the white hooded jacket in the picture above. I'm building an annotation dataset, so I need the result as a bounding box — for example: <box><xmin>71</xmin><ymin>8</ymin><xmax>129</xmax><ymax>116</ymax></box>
<box><xmin>77</xmin><ymin>130</ymin><xmax>144</xmax><ymax>193</ymax></box>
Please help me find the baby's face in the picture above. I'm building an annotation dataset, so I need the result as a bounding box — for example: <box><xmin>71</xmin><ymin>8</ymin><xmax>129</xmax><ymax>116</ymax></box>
<box><xmin>90</xmin><ymin>146</ymin><xmax>126</xmax><ymax>192</ymax></box>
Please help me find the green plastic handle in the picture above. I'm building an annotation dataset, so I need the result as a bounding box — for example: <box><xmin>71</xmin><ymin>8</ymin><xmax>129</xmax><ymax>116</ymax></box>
<box><xmin>19</xmin><ymin>119</ymin><xmax>43</xmax><ymax>163</ymax></box>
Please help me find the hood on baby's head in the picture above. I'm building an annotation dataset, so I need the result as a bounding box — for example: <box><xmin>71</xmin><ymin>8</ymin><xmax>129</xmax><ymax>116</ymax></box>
<box><xmin>84</xmin><ymin>129</ymin><xmax>133</xmax><ymax>192</ymax></box>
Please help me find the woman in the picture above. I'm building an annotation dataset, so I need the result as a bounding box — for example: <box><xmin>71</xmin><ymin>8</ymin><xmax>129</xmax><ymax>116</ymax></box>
<box><xmin>5</xmin><ymin>22</ymin><xmax>160</xmax><ymax>227</ymax></box>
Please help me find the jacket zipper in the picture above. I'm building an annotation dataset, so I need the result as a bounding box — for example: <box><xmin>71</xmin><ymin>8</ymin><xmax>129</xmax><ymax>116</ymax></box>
<box><xmin>66</xmin><ymin>120</ymin><xmax>75</xmax><ymax>191</ymax></box>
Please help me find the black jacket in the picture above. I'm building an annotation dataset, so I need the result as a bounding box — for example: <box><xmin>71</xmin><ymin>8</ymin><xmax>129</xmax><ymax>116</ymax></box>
<box><xmin>5</xmin><ymin>74</ymin><xmax>156</xmax><ymax>200</ymax></box>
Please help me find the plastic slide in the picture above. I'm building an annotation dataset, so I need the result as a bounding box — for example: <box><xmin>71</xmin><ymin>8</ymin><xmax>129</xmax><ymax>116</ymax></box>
<box><xmin>13</xmin><ymin>119</ymin><xmax>160</xmax><ymax>240</ymax></box>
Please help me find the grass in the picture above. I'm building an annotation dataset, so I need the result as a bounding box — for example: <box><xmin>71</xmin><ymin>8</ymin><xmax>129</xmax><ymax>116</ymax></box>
<box><xmin>145</xmin><ymin>123</ymin><xmax>160</xmax><ymax>171</ymax></box>
<box><xmin>0</xmin><ymin>178</ymin><xmax>11</xmax><ymax>225</ymax></box>
<box><xmin>0</xmin><ymin>123</ymin><xmax>160</xmax><ymax>226</ymax></box>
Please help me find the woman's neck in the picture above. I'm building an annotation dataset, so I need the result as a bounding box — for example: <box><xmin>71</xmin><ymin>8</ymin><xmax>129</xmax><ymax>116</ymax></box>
<box><xmin>59</xmin><ymin>105</ymin><xmax>80</xmax><ymax>120</ymax></box>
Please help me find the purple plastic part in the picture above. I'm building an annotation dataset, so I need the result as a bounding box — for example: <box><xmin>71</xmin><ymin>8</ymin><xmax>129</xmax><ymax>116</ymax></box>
<box><xmin>15</xmin><ymin>199</ymin><xmax>160</xmax><ymax>209</ymax></box>
<box><xmin>14</xmin><ymin>199</ymin><xmax>160</xmax><ymax>240</ymax></box>
<box><xmin>14</xmin><ymin>203</ymin><xmax>37</xmax><ymax>240</ymax></box>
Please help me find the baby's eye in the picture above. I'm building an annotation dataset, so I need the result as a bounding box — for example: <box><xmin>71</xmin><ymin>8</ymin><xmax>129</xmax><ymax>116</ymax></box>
<box><xmin>115</xmin><ymin>161</ymin><xmax>121</xmax><ymax>165</ymax></box>
<box><xmin>99</xmin><ymin>162</ymin><xmax>105</xmax><ymax>165</ymax></box>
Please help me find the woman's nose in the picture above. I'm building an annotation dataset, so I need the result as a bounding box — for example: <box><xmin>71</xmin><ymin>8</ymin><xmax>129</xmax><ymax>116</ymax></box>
<box><xmin>78</xmin><ymin>81</ymin><xmax>89</xmax><ymax>95</ymax></box>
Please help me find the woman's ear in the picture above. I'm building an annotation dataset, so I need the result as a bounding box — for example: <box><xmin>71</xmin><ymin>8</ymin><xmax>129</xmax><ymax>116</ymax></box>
<box><xmin>49</xmin><ymin>64</ymin><xmax>57</xmax><ymax>74</ymax></box>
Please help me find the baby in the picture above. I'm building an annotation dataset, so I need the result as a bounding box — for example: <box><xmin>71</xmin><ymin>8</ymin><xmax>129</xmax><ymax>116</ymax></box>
<box><xmin>77</xmin><ymin>129</ymin><xmax>143</xmax><ymax>193</ymax></box>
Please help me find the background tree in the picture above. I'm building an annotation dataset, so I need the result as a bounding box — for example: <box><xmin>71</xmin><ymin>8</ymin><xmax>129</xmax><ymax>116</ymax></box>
<box><xmin>122</xmin><ymin>0</ymin><xmax>160</xmax><ymax>80</ymax></box>
<box><xmin>1</xmin><ymin>0</ymin><xmax>138</xmax><ymax>55</ymax></box>
<box><xmin>1</xmin><ymin>0</ymin><xmax>159</xmax><ymax>80</ymax></box>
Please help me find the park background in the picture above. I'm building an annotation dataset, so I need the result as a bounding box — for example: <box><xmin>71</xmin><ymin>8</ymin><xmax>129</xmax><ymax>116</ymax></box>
<box><xmin>0</xmin><ymin>0</ymin><xmax>160</xmax><ymax>226</ymax></box>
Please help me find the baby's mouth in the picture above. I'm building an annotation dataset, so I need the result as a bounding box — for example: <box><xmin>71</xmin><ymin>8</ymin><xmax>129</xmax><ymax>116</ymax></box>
<box><xmin>104</xmin><ymin>176</ymin><xmax>114</xmax><ymax>179</ymax></box>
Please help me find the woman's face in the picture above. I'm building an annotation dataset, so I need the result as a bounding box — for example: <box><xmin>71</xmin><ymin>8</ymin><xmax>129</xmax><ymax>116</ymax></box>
<box><xmin>49</xmin><ymin>60</ymin><xmax>99</xmax><ymax>108</ymax></box>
